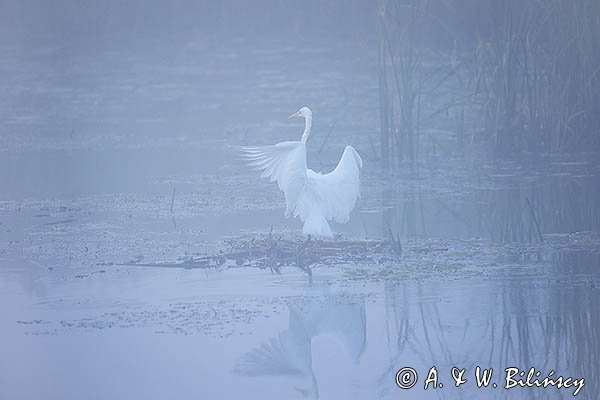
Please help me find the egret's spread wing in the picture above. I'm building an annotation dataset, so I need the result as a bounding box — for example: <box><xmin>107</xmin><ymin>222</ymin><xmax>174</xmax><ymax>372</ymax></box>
<box><xmin>295</xmin><ymin>145</ymin><xmax>362</xmax><ymax>224</ymax></box>
<box><xmin>237</xmin><ymin>141</ymin><xmax>307</xmax><ymax>217</ymax></box>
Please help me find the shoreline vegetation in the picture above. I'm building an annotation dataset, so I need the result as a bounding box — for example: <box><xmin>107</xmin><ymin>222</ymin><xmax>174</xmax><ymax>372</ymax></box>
<box><xmin>377</xmin><ymin>0</ymin><xmax>600</xmax><ymax>167</ymax></box>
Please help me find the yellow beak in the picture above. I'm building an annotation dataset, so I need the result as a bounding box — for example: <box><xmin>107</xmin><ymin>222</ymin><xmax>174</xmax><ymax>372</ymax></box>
<box><xmin>288</xmin><ymin>111</ymin><xmax>301</xmax><ymax>120</ymax></box>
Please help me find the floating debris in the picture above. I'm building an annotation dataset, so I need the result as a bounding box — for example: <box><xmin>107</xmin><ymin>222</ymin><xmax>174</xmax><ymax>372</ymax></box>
<box><xmin>125</xmin><ymin>231</ymin><xmax>404</xmax><ymax>281</ymax></box>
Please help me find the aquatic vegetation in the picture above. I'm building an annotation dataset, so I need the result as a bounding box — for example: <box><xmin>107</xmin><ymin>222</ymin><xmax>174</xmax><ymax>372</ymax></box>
<box><xmin>377</xmin><ymin>0</ymin><xmax>600</xmax><ymax>164</ymax></box>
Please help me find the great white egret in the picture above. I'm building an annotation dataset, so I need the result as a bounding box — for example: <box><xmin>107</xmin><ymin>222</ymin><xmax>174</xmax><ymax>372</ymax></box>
<box><xmin>238</xmin><ymin>107</ymin><xmax>363</xmax><ymax>238</ymax></box>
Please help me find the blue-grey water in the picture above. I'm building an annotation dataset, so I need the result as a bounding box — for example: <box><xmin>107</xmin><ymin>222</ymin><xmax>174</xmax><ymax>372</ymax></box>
<box><xmin>1</xmin><ymin>30</ymin><xmax>599</xmax><ymax>400</ymax></box>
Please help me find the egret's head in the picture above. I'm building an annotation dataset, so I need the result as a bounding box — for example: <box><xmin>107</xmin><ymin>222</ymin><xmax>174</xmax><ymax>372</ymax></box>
<box><xmin>288</xmin><ymin>106</ymin><xmax>312</xmax><ymax>120</ymax></box>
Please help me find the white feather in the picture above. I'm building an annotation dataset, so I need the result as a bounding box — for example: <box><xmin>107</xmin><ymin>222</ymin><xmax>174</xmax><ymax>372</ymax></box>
<box><xmin>237</xmin><ymin>141</ymin><xmax>307</xmax><ymax>218</ymax></box>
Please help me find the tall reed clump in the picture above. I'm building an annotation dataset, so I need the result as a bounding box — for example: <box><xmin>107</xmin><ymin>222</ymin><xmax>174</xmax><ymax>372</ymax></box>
<box><xmin>378</xmin><ymin>0</ymin><xmax>600</xmax><ymax>163</ymax></box>
<box><xmin>377</xmin><ymin>0</ymin><xmax>422</xmax><ymax>168</ymax></box>
<box><xmin>473</xmin><ymin>0</ymin><xmax>600</xmax><ymax>154</ymax></box>
<box><xmin>377</xmin><ymin>0</ymin><xmax>474</xmax><ymax>169</ymax></box>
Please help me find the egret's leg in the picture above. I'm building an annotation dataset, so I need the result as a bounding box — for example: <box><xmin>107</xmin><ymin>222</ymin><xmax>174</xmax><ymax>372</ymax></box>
<box><xmin>296</xmin><ymin>235</ymin><xmax>313</xmax><ymax>282</ymax></box>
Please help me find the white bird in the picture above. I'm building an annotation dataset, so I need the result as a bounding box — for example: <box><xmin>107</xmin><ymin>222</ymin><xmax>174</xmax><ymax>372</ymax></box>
<box><xmin>238</xmin><ymin>107</ymin><xmax>363</xmax><ymax>238</ymax></box>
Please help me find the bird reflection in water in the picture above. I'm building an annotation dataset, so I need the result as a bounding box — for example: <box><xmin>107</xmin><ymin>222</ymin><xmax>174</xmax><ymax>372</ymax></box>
<box><xmin>234</xmin><ymin>298</ymin><xmax>367</xmax><ymax>399</ymax></box>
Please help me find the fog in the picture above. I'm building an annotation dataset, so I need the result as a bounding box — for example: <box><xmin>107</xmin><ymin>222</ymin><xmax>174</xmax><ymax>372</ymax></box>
<box><xmin>1</xmin><ymin>1</ymin><xmax>599</xmax><ymax>399</ymax></box>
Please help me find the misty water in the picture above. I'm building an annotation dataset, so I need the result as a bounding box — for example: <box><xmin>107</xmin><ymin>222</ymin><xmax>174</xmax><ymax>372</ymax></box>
<box><xmin>1</xmin><ymin>27</ymin><xmax>599</xmax><ymax>400</ymax></box>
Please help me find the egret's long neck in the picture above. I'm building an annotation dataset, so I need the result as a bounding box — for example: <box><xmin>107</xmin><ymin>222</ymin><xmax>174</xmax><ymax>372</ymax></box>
<box><xmin>300</xmin><ymin>115</ymin><xmax>312</xmax><ymax>144</ymax></box>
